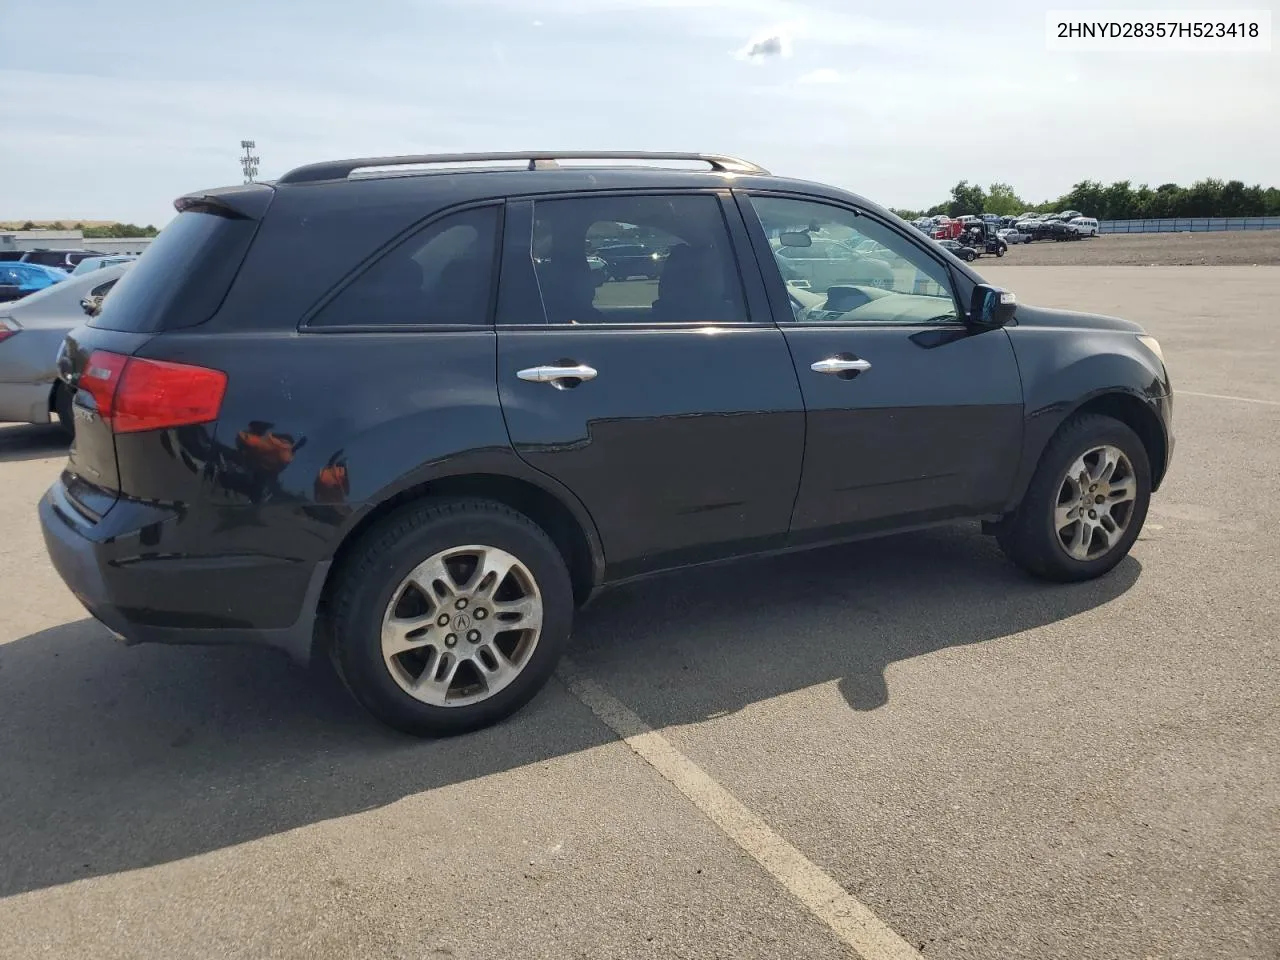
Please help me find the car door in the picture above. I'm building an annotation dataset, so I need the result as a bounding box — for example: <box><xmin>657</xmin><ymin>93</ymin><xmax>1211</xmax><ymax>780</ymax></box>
<box><xmin>496</xmin><ymin>192</ymin><xmax>805</xmax><ymax>578</ymax></box>
<box><xmin>737</xmin><ymin>191</ymin><xmax>1025</xmax><ymax>543</ymax></box>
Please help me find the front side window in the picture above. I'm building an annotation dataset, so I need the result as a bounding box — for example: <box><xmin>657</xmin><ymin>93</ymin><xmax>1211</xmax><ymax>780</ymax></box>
<box><xmin>311</xmin><ymin>205</ymin><xmax>499</xmax><ymax>327</ymax></box>
<box><xmin>530</xmin><ymin>194</ymin><xmax>748</xmax><ymax>325</ymax></box>
<box><xmin>749</xmin><ymin>196</ymin><xmax>959</xmax><ymax>325</ymax></box>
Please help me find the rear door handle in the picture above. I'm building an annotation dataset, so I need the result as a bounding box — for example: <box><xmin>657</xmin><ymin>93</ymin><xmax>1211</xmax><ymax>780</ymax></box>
<box><xmin>516</xmin><ymin>364</ymin><xmax>598</xmax><ymax>385</ymax></box>
<box><xmin>811</xmin><ymin>357</ymin><xmax>872</xmax><ymax>375</ymax></box>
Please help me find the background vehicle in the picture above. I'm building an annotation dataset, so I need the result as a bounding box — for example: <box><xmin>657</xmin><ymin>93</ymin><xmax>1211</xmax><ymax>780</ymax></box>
<box><xmin>0</xmin><ymin>262</ymin><xmax>68</xmax><ymax>302</ymax></box>
<box><xmin>998</xmin><ymin>227</ymin><xmax>1031</xmax><ymax>244</ymax></box>
<box><xmin>960</xmin><ymin>221</ymin><xmax>1008</xmax><ymax>257</ymax></box>
<box><xmin>41</xmin><ymin>150</ymin><xmax>1172</xmax><ymax>738</ymax></box>
<box><xmin>1069</xmin><ymin>216</ymin><xmax>1099</xmax><ymax>237</ymax></box>
<box><xmin>0</xmin><ymin>262</ymin><xmax>131</xmax><ymax>433</ymax></box>
<box><xmin>70</xmin><ymin>254</ymin><xmax>137</xmax><ymax>276</ymax></box>
<box><xmin>936</xmin><ymin>237</ymin><xmax>978</xmax><ymax>260</ymax></box>
<box><xmin>931</xmin><ymin>217</ymin><xmax>965</xmax><ymax>240</ymax></box>
<box><xmin>1049</xmin><ymin>220</ymin><xmax>1081</xmax><ymax>241</ymax></box>
<box><xmin>16</xmin><ymin>250</ymin><xmax>79</xmax><ymax>271</ymax></box>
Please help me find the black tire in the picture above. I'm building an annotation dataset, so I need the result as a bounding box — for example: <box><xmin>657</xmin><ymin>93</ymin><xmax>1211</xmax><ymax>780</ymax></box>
<box><xmin>996</xmin><ymin>245</ymin><xmax>1006</xmax><ymax>257</ymax></box>
<box><xmin>53</xmin><ymin>383</ymin><xmax>74</xmax><ymax>440</ymax></box>
<box><xmin>329</xmin><ymin>498</ymin><xmax>574</xmax><ymax>736</ymax></box>
<box><xmin>997</xmin><ymin>413</ymin><xmax>1151</xmax><ymax>582</ymax></box>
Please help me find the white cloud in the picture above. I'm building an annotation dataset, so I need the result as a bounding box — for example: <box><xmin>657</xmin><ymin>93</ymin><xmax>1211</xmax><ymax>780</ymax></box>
<box><xmin>735</xmin><ymin>29</ymin><xmax>793</xmax><ymax>61</ymax></box>
<box><xmin>797</xmin><ymin>68</ymin><xmax>847</xmax><ymax>84</ymax></box>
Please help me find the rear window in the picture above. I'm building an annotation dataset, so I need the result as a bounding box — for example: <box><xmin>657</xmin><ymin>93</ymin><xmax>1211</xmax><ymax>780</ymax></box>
<box><xmin>91</xmin><ymin>211</ymin><xmax>257</xmax><ymax>332</ymax></box>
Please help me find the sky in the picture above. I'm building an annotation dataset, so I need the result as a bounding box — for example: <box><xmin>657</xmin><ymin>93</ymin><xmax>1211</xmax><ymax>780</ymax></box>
<box><xmin>2</xmin><ymin>0</ymin><xmax>1277</xmax><ymax>225</ymax></box>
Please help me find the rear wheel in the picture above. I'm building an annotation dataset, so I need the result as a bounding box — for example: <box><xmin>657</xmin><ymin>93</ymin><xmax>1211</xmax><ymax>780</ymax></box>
<box><xmin>997</xmin><ymin>413</ymin><xmax>1151</xmax><ymax>582</ymax></box>
<box><xmin>53</xmin><ymin>383</ymin><xmax>74</xmax><ymax>439</ymax></box>
<box><xmin>329</xmin><ymin>498</ymin><xmax>574</xmax><ymax>736</ymax></box>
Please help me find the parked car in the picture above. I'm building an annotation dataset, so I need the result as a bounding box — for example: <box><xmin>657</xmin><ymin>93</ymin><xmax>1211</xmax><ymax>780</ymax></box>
<box><xmin>41</xmin><ymin>150</ymin><xmax>1174</xmax><ymax>737</ymax></box>
<box><xmin>0</xmin><ymin>262</ymin><xmax>132</xmax><ymax>434</ymax></box>
<box><xmin>70</xmin><ymin>255</ymin><xmax>138</xmax><ymax>276</ymax></box>
<box><xmin>1016</xmin><ymin>218</ymin><xmax>1056</xmax><ymax>242</ymax></box>
<box><xmin>17</xmin><ymin>250</ymin><xmax>80</xmax><ymax>271</ymax></box>
<box><xmin>936</xmin><ymin>238</ymin><xmax>979</xmax><ymax>261</ymax></box>
<box><xmin>1068</xmin><ymin>217</ymin><xmax>1099</xmax><ymax>237</ymax></box>
<box><xmin>998</xmin><ymin>228</ymin><xmax>1032</xmax><ymax>245</ymax></box>
<box><xmin>0</xmin><ymin>262</ymin><xmax>68</xmax><ymax>302</ymax></box>
<box><xmin>1048</xmin><ymin>220</ymin><xmax>1082</xmax><ymax>241</ymax></box>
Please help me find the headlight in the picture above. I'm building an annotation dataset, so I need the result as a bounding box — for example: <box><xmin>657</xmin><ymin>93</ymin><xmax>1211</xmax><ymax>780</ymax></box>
<box><xmin>1136</xmin><ymin>335</ymin><xmax>1165</xmax><ymax>365</ymax></box>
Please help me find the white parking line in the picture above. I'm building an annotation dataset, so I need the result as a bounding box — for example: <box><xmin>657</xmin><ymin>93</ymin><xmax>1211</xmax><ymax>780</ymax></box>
<box><xmin>1180</xmin><ymin>390</ymin><xmax>1280</xmax><ymax>406</ymax></box>
<box><xmin>559</xmin><ymin>662</ymin><xmax>923</xmax><ymax>960</ymax></box>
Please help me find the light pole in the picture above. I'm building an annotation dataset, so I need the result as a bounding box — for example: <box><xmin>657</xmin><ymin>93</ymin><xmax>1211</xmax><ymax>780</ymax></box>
<box><xmin>240</xmin><ymin>140</ymin><xmax>260</xmax><ymax>184</ymax></box>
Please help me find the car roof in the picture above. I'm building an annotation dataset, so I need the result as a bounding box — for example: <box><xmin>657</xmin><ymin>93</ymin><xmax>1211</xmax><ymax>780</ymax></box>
<box><xmin>183</xmin><ymin>152</ymin><xmax>896</xmax><ymax>226</ymax></box>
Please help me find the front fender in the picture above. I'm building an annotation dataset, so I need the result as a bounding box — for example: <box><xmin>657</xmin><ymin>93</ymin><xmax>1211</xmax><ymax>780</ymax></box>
<box><xmin>1004</xmin><ymin>322</ymin><xmax>1170</xmax><ymax>509</ymax></box>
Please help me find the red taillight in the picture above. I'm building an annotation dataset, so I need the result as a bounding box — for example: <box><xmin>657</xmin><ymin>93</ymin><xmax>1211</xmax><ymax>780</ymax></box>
<box><xmin>0</xmin><ymin>318</ymin><xmax>20</xmax><ymax>343</ymax></box>
<box><xmin>83</xmin><ymin>350</ymin><xmax>226</xmax><ymax>433</ymax></box>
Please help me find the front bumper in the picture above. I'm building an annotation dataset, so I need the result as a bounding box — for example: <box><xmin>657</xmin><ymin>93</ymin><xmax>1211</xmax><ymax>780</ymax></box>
<box><xmin>39</xmin><ymin>481</ymin><xmax>328</xmax><ymax>664</ymax></box>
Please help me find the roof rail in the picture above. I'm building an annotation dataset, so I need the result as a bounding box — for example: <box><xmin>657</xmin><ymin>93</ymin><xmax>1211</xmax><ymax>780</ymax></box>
<box><xmin>276</xmin><ymin>151</ymin><xmax>769</xmax><ymax>185</ymax></box>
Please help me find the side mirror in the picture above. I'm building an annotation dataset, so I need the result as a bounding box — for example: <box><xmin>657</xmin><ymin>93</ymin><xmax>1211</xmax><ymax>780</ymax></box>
<box><xmin>779</xmin><ymin>231</ymin><xmax>812</xmax><ymax>248</ymax></box>
<box><xmin>970</xmin><ymin>284</ymin><xmax>1016</xmax><ymax>327</ymax></box>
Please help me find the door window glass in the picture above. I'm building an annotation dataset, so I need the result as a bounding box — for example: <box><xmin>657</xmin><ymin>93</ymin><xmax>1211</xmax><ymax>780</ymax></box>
<box><xmin>750</xmin><ymin>196</ymin><xmax>959</xmax><ymax>325</ymax></box>
<box><xmin>310</xmin><ymin>205</ymin><xmax>499</xmax><ymax>327</ymax></box>
<box><xmin>530</xmin><ymin>194</ymin><xmax>748</xmax><ymax>324</ymax></box>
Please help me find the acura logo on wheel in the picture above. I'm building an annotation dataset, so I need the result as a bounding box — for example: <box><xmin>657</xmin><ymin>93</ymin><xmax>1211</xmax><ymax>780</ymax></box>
<box><xmin>452</xmin><ymin>613</ymin><xmax>471</xmax><ymax>631</ymax></box>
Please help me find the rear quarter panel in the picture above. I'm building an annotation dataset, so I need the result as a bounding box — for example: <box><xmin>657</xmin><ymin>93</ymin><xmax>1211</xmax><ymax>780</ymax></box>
<box><xmin>147</xmin><ymin>328</ymin><xmax>599</xmax><ymax>569</ymax></box>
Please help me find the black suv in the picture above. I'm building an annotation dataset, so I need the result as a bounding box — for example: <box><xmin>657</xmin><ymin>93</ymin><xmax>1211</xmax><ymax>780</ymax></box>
<box><xmin>40</xmin><ymin>151</ymin><xmax>1174</xmax><ymax>736</ymax></box>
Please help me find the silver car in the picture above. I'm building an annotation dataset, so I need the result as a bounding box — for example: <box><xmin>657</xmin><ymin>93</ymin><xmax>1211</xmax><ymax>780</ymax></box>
<box><xmin>70</xmin><ymin>255</ymin><xmax>137</xmax><ymax>276</ymax></box>
<box><xmin>0</xmin><ymin>262</ymin><xmax>132</xmax><ymax>435</ymax></box>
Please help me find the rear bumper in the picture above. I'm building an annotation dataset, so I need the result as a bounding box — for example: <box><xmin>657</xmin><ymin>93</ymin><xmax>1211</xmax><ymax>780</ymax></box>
<box><xmin>39</xmin><ymin>481</ymin><xmax>328</xmax><ymax>664</ymax></box>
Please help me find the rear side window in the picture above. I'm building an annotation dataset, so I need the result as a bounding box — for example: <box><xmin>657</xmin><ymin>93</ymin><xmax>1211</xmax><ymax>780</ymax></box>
<box><xmin>91</xmin><ymin>211</ymin><xmax>257</xmax><ymax>332</ymax></box>
<box><xmin>530</xmin><ymin>194</ymin><xmax>748</xmax><ymax>325</ymax></box>
<box><xmin>310</xmin><ymin>206</ymin><xmax>499</xmax><ymax>328</ymax></box>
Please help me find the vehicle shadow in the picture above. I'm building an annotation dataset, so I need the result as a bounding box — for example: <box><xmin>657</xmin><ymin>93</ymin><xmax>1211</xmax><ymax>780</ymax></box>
<box><xmin>0</xmin><ymin>422</ymin><xmax>68</xmax><ymax>463</ymax></box>
<box><xmin>0</xmin><ymin>523</ymin><xmax>1139</xmax><ymax>898</ymax></box>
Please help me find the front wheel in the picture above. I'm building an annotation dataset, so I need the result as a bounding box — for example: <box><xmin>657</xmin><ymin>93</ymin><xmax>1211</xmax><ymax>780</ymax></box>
<box><xmin>329</xmin><ymin>499</ymin><xmax>574</xmax><ymax>736</ymax></box>
<box><xmin>996</xmin><ymin>245</ymin><xmax>1006</xmax><ymax>257</ymax></box>
<box><xmin>997</xmin><ymin>413</ymin><xmax>1151</xmax><ymax>582</ymax></box>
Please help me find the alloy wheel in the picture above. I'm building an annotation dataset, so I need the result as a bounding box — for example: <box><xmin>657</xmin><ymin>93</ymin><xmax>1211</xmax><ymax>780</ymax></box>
<box><xmin>380</xmin><ymin>545</ymin><xmax>543</xmax><ymax>707</ymax></box>
<box><xmin>1053</xmin><ymin>445</ymin><xmax>1138</xmax><ymax>561</ymax></box>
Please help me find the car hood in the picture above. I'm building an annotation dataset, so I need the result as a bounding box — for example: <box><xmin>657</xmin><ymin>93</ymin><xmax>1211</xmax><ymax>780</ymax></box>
<box><xmin>1013</xmin><ymin>303</ymin><xmax>1144</xmax><ymax>334</ymax></box>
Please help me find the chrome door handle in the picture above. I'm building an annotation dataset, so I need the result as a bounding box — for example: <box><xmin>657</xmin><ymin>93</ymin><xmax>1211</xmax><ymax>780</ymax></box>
<box><xmin>516</xmin><ymin>364</ymin><xmax>598</xmax><ymax>384</ymax></box>
<box><xmin>811</xmin><ymin>357</ymin><xmax>871</xmax><ymax>375</ymax></box>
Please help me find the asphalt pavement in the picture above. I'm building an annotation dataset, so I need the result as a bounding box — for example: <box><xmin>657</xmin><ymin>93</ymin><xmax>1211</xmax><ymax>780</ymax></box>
<box><xmin>1</xmin><ymin>265</ymin><xmax>1277</xmax><ymax>959</ymax></box>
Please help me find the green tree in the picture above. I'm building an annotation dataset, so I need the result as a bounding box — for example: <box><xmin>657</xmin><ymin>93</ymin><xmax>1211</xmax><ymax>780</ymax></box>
<box><xmin>1059</xmin><ymin>180</ymin><xmax>1106</xmax><ymax>216</ymax></box>
<box><xmin>1182</xmin><ymin>179</ymin><xmax>1223</xmax><ymax>217</ymax></box>
<box><xmin>1218</xmin><ymin>180</ymin><xmax>1249</xmax><ymax>217</ymax></box>
<box><xmin>21</xmin><ymin>220</ymin><xmax>36</xmax><ymax>230</ymax></box>
<box><xmin>946</xmin><ymin>180</ymin><xmax>986</xmax><ymax>217</ymax></box>
<box><xmin>983</xmin><ymin>182</ymin><xmax>1024</xmax><ymax>216</ymax></box>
